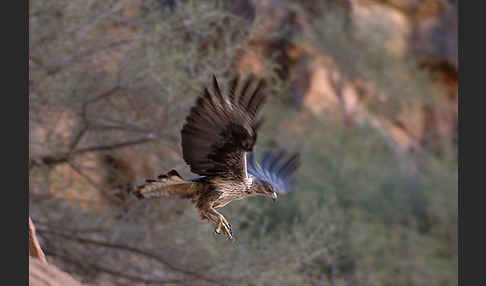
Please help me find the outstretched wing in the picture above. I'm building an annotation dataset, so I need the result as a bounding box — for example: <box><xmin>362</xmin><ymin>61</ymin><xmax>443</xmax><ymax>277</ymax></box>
<box><xmin>181</xmin><ymin>75</ymin><xmax>266</xmax><ymax>179</ymax></box>
<box><xmin>247</xmin><ymin>150</ymin><xmax>300</xmax><ymax>193</ymax></box>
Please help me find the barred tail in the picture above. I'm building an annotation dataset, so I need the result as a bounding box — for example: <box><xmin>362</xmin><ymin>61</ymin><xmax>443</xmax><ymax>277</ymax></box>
<box><xmin>134</xmin><ymin>170</ymin><xmax>199</xmax><ymax>199</ymax></box>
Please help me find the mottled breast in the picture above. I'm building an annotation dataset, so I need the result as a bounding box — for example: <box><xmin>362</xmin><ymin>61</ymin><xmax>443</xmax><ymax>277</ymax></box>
<box><xmin>210</xmin><ymin>177</ymin><xmax>253</xmax><ymax>209</ymax></box>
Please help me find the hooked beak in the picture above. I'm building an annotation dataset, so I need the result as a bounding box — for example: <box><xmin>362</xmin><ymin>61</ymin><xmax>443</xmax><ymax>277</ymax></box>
<box><xmin>271</xmin><ymin>192</ymin><xmax>278</xmax><ymax>202</ymax></box>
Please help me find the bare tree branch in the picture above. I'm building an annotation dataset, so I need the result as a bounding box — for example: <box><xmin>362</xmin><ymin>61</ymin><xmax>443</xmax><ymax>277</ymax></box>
<box><xmin>45</xmin><ymin>250</ymin><xmax>186</xmax><ymax>285</ymax></box>
<box><xmin>29</xmin><ymin>137</ymin><xmax>157</xmax><ymax>170</ymax></box>
<box><xmin>36</xmin><ymin>227</ymin><xmax>231</xmax><ymax>286</ymax></box>
<box><xmin>68</xmin><ymin>124</ymin><xmax>90</xmax><ymax>153</ymax></box>
<box><xmin>67</xmin><ymin>161</ymin><xmax>123</xmax><ymax>204</ymax></box>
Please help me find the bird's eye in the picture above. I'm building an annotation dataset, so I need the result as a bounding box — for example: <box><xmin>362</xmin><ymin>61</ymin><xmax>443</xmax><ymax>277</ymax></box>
<box><xmin>242</xmin><ymin>139</ymin><xmax>253</xmax><ymax>151</ymax></box>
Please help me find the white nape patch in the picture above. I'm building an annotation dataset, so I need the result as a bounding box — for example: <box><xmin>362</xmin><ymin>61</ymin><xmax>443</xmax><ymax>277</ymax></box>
<box><xmin>226</xmin><ymin>100</ymin><xmax>233</xmax><ymax>110</ymax></box>
<box><xmin>243</xmin><ymin>152</ymin><xmax>248</xmax><ymax>179</ymax></box>
<box><xmin>272</xmin><ymin>192</ymin><xmax>278</xmax><ymax>199</ymax></box>
<box><xmin>243</xmin><ymin>152</ymin><xmax>255</xmax><ymax>189</ymax></box>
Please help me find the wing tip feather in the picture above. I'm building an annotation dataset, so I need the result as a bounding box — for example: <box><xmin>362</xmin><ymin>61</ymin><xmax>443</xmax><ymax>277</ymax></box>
<box><xmin>181</xmin><ymin>74</ymin><xmax>268</xmax><ymax>177</ymax></box>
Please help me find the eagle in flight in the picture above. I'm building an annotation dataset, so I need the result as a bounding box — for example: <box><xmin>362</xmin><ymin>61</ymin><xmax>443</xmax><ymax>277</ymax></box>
<box><xmin>135</xmin><ymin>75</ymin><xmax>300</xmax><ymax>239</ymax></box>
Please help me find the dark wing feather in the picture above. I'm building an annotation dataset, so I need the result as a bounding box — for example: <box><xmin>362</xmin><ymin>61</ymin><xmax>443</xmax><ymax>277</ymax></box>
<box><xmin>181</xmin><ymin>75</ymin><xmax>267</xmax><ymax>179</ymax></box>
<box><xmin>247</xmin><ymin>150</ymin><xmax>300</xmax><ymax>193</ymax></box>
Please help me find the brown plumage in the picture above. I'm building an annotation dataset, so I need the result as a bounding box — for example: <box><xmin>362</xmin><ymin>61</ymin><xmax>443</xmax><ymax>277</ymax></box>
<box><xmin>135</xmin><ymin>75</ymin><xmax>300</xmax><ymax>239</ymax></box>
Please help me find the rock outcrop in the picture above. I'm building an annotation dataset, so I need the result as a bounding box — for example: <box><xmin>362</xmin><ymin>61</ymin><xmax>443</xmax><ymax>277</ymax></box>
<box><xmin>29</xmin><ymin>218</ymin><xmax>84</xmax><ymax>286</ymax></box>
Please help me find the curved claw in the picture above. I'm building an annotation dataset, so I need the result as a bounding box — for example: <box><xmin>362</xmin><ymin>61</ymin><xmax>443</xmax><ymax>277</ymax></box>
<box><xmin>225</xmin><ymin>231</ymin><xmax>233</xmax><ymax>240</ymax></box>
<box><xmin>222</xmin><ymin>224</ymin><xmax>233</xmax><ymax>240</ymax></box>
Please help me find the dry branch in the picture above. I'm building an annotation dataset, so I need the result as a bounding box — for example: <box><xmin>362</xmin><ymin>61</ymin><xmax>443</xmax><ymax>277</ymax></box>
<box><xmin>29</xmin><ymin>137</ymin><xmax>156</xmax><ymax>170</ymax></box>
<box><xmin>36</xmin><ymin>227</ymin><xmax>231</xmax><ymax>286</ymax></box>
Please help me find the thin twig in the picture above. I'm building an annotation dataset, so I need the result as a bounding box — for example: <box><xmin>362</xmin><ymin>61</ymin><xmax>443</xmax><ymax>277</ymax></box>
<box><xmin>37</xmin><ymin>228</ymin><xmax>230</xmax><ymax>286</ymax></box>
<box><xmin>29</xmin><ymin>137</ymin><xmax>156</xmax><ymax>169</ymax></box>
<box><xmin>45</xmin><ymin>250</ymin><xmax>185</xmax><ymax>285</ymax></box>
<box><xmin>67</xmin><ymin>161</ymin><xmax>123</xmax><ymax>204</ymax></box>
<box><xmin>69</xmin><ymin>124</ymin><xmax>90</xmax><ymax>153</ymax></box>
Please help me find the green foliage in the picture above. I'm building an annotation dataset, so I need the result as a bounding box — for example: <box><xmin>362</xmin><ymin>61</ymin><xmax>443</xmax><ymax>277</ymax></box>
<box><xmin>233</xmin><ymin>103</ymin><xmax>457</xmax><ymax>285</ymax></box>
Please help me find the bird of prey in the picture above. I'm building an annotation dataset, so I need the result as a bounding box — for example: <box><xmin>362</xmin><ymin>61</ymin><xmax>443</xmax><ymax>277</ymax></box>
<box><xmin>135</xmin><ymin>75</ymin><xmax>300</xmax><ymax>239</ymax></box>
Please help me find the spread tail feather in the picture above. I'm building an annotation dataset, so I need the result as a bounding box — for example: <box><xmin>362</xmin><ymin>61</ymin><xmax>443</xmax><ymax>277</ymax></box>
<box><xmin>134</xmin><ymin>170</ymin><xmax>199</xmax><ymax>199</ymax></box>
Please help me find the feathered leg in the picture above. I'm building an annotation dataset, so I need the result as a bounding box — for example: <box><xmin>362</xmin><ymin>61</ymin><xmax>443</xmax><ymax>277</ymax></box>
<box><xmin>204</xmin><ymin>207</ymin><xmax>233</xmax><ymax>239</ymax></box>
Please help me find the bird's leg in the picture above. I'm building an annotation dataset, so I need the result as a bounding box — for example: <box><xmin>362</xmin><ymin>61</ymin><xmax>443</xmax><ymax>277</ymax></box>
<box><xmin>219</xmin><ymin>216</ymin><xmax>232</xmax><ymax>239</ymax></box>
<box><xmin>203</xmin><ymin>210</ymin><xmax>221</xmax><ymax>235</ymax></box>
<box><xmin>204</xmin><ymin>208</ymin><xmax>226</xmax><ymax>236</ymax></box>
<box><xmin>209</xmin><ymin>207</ymin><xmax>233</xmax><ymax>239</ymax></box>
<box><xmin>219</xmin><ymin>214</ymin><xmax>232</xmax><ymax>236</ymax></box>
<box><xmin>215</xmin><ymin>220</ymin><xmax>222</xmax><ymax>235</ymax></box>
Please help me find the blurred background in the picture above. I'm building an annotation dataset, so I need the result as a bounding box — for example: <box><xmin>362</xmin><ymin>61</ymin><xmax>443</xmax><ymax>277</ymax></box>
<box><xmin>29</xmin><ymin>0</ymin><xmax>457</xmax><ymax>285</ymax></box>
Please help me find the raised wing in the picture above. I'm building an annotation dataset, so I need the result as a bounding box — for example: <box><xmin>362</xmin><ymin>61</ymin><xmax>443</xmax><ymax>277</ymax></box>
<box><xmin>247</xmin><ymin>150</ymin><xmax>300</xmax><ymax>193</ymax></box>
<box><xmin>181</xmin><ymin>75</ymin><xmax>266</xmax><ymax>179</ymax></box>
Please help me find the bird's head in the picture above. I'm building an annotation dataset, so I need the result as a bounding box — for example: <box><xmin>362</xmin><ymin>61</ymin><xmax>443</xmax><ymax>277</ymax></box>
<box><xmin>254</xmin><ymin>180</ymin><xmax>278</xmax><ymax>202</ymax></box>
<box><xmin>247</xmin><ymin>150</ymin><xmax>300</xmax><ymax>203</ymax></box>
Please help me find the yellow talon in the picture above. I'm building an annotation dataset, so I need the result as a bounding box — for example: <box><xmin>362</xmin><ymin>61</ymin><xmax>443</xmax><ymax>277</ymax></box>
<box><xmin>215</xmin><ymin>221</ymin><xmax>222</xmax><ymax>234</ymax></box>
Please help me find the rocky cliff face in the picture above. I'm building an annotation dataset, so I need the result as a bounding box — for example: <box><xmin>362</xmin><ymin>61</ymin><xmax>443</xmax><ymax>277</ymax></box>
<box><xmin>30</xmin><ymin>218</ymin><xmax>84</xmax><ymax>286</ymax></box>
<box><xmin>30</xmin><ymin>257</ymin><xmax>84</xmax><ymax>286</ymax></box>
<box><xmin>29</xmin><ymin>0</ymin><xmax>457</xmax><ymax>209</ymax></box>
<box><xmin>233</xmin><ymin>0</ymin><xmax>457</xmax><ymax>155</ymax></box>
<box><xmin>29</xmin><ymin>1</ymin><xmax>457</xmax><ymax>284</ymax></box>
